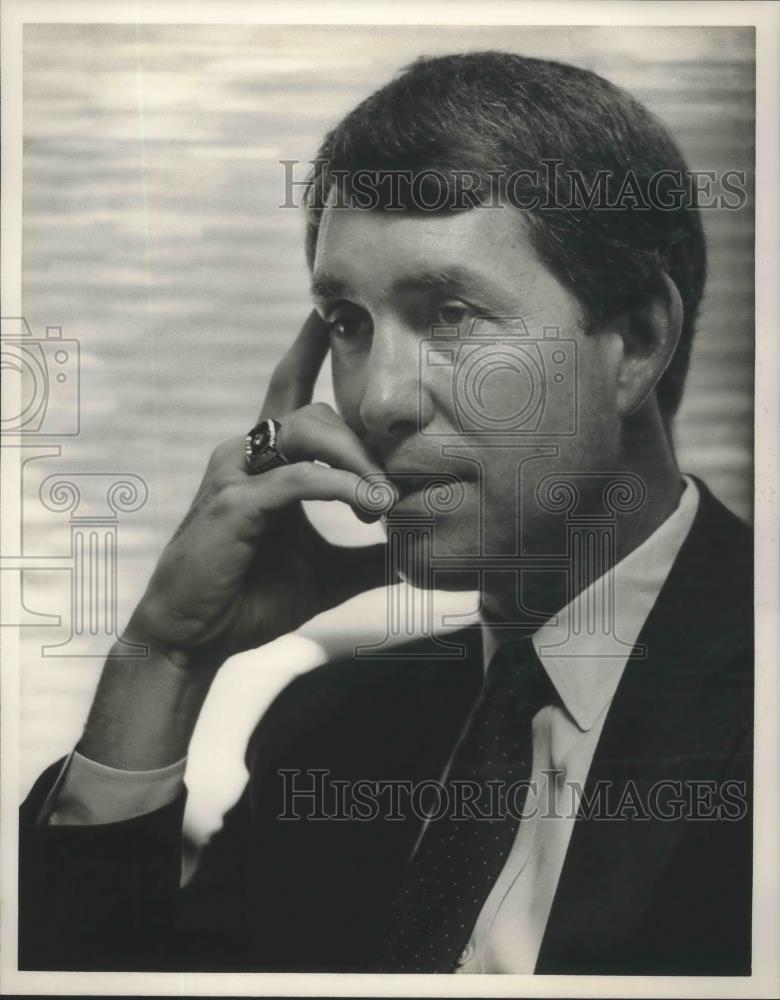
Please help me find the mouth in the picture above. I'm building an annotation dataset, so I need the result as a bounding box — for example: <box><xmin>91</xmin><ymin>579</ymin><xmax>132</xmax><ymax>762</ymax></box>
<box><xmin>385</xmin><ymin>473</ymin><xmax>432</xmax><ymax>500</ymax></box>
<box><xmin>381</xmin><ymin>469</ymin><xmax>472</xmax><ymax>518</ymax></box>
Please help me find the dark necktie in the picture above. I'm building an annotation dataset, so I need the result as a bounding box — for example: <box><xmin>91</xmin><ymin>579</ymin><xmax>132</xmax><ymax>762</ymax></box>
<box><xmin>380</xmin><ymin>637</ymin><xmax>557</xmax><ymax>973</ymax></box>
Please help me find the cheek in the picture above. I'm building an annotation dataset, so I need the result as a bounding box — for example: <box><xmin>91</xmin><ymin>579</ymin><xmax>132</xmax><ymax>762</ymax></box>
<box><xmin>565</xmin><ymin>335</ymin><xmax>621</xmax><ymax>460</ymax></box>
<box><xmin>331</xmin><ymin>352</ymin><xmax>365</xmax><ymax>434</ymax></box>
<box><xmin>587</xmin><ymin>371</ymin><xmax>621</xmax><ymax>451</ymax></box>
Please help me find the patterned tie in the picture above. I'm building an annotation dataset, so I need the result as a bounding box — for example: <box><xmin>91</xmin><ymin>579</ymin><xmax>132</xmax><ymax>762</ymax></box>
<box><xmin>380</xmin><ymin>637</ymin><xmax>557</xmax><ymax>972</ymax></box>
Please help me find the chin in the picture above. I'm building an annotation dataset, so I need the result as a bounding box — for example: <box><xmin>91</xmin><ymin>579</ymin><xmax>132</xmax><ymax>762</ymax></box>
<box><xmin>384</xmin><ymin>500</ymin><xmax>490</xmax><ymax>592</ymax></box>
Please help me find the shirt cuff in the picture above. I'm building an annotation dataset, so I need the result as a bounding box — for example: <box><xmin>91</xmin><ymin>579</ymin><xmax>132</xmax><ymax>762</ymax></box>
<box><xmin>37</xmin><ymin>750</ymin><xmax>187</xmax><ymax>826</ymax></box>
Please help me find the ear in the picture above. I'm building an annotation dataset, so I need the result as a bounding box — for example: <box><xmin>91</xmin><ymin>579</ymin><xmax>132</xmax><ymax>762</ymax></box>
<box><xmin>613</xmin><ymin>273</ymin><xmax>683</xmax><ymax>418</ymax></box>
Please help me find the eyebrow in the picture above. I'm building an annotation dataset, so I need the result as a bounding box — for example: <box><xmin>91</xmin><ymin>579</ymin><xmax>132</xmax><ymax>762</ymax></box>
<box><xmin>310</xmin><ymin>273</ymin><xmax>354</xmax><ymax>303</ymax></box>
<box><xmin>310</xmin><ymin>265</ymin><xmax>514</xmax><ymax>307</ymax></box>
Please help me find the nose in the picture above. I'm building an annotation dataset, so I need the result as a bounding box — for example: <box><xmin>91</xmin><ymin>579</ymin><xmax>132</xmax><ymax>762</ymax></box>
<box><xmin>358</xmin><ymin>318</ymin><xmax>435</xmax><ymax>443</ymax></box>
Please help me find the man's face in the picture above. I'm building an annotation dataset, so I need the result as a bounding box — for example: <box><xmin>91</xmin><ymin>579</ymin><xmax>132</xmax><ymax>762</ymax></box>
<box><xmin>312</xmin><ymin>203</ymin><xmax>622</xmax><ymax>591</ymax></box>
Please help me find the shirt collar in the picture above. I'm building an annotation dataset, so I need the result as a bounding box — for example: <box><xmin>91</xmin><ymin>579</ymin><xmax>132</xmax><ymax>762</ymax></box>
<box><xmin>482</xmin><ymin>475</ymin><xmax>700</xmax><ymax>732</ymax></box>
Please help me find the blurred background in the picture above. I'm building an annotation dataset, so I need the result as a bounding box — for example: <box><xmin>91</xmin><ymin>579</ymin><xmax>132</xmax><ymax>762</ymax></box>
<box><xmin>18</xmin><ymin>24</ymin><xmax>754</xmax><ymax>841</ymax></box>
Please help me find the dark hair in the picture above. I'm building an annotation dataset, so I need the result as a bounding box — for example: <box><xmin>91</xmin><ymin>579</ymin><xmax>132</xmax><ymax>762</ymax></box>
<box><xmin>303</xmin><ymin>51</ymin><xmax>708</xmax><ymax>418</ymax></box>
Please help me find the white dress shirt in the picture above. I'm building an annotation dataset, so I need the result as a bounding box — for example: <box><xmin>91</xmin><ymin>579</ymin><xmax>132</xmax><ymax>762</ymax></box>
<box><xmin>41</xmin><ymin>476</ymin><xmax>700</xmax><ymax>974</ymax></box>
<box><xmin>456</xmin><ymin>474</ymin><xmax>699</xmax><ymax>972</ymax></box>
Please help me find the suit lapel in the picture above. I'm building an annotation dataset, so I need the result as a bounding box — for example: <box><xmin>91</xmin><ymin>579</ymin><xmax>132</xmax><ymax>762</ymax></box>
<box><xmin>536</xmin><ymin>484</ymin><xmax>752</xmax><ymax>972</ymax></box>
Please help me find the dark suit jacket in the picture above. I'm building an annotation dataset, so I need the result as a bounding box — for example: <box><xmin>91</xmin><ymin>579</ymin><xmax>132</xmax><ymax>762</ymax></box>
<box><xmin>19</xmin><ymin>479</ymin><xmax>753</xmax><ymax>975</ymax></box>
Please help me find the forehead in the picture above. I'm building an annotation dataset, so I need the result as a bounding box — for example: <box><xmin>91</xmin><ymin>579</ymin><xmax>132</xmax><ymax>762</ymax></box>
<box><xmin>312</xmin><ymin>204</ymin><xmax>556</xmax><ymax>307</ymax></box>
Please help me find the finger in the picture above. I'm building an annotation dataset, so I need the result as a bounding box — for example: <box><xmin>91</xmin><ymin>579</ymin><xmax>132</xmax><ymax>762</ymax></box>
<box><xmin>277</xmin><ymin>403</ymin><xmax>383</xmax><ymax>480</ymax></box>
<box><xmin>235</xmin><ymin>462</ymin><xmax>394</xmax><ymax>522</ymax></box>
<box><xmin>260</xmin><ymin>311</ymin><xmax>330</xmax><ymax>419</ymax></box>
<box><xmin>203</xmin><ymin>412</ymin><xmax>391</xmax><ymax>522</ymax></box>
<box><xmin>276</xmin><ymin>405</ymin><xmax>393</xmax><ymax>523</ymax></box>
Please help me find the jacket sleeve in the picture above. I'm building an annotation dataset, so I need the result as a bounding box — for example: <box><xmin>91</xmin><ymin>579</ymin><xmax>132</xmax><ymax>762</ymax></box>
<box><xmin>19</xmin><ymin>758</ymin><xmax>188</xmax><ymax>971</ymax></box>
<box><xmin>19</xmin><ymin>757</ymin><xmax>262</xmax><ymax>972</ymax></box>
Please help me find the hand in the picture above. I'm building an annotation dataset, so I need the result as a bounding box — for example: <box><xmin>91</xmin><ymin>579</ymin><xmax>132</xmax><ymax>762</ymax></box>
<box><xmin>126</xmin><ymin>311</ymin><xmax>392</xmax><ymax>667</ymax></box>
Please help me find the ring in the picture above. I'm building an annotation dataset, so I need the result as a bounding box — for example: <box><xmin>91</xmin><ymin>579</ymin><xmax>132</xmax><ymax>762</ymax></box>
<box><xmin>245</xmin><ymin>418</ymin><xmax>289</xmax><ymax>475</ymax></box>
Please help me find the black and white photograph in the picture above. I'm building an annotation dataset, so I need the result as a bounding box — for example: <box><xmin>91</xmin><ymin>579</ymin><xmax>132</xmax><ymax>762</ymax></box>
<box><xmin>1</xmin><ymin>1</ymin><xmax>778</xmax><ymax>996</ymax></box>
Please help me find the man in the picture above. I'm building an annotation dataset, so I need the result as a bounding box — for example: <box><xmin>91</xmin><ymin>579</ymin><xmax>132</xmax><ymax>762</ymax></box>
<box><xmin>19</xmin><ymin>52</ymin><xmax>752</xmax><ymax>975</ymax></box>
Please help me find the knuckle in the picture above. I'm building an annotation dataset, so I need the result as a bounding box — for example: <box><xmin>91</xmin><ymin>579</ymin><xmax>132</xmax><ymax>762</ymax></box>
<box><xmin>284</xmin><ymin>461</ymin><xmax>315</xmax><ymax>487</ymax></box>
<box><xmin>210</xmin><ymin>467</ymin><xmax>236</xmax><ymax>493</ymax></box>
<box><xmin>209</xmin><ymin>437</ymin><xmax>238</xmax><ymax>467</ymax></box>
<box><xmin>308</xmin><ymin>401</ymin><xmax>335</xmax><ymax>420</ymax></box>
<box><xmin>220</xmin><ymin>480</ymin><xmax>245</xmax><ymax>504</ymax></box>
<box><xmin>209</xmin><ymin>481</ymin><xmax>244</xmax><ymax>517</ymax></box>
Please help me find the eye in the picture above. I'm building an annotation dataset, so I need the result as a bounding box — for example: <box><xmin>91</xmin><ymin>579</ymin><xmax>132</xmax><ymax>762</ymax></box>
<box><xmin>326</xmin><ymin>308</ymin><xmax>370</xmax><ymax>342</ymax></box>
<box><xmin>433</xmin><ymin>301</ymin><xmax>475</xmax><ymax>328</ymax></box>
<box><xmin>328</xmin><ymin>318</ymin><xmax>356</xmax><ymax>338</ymax></box>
